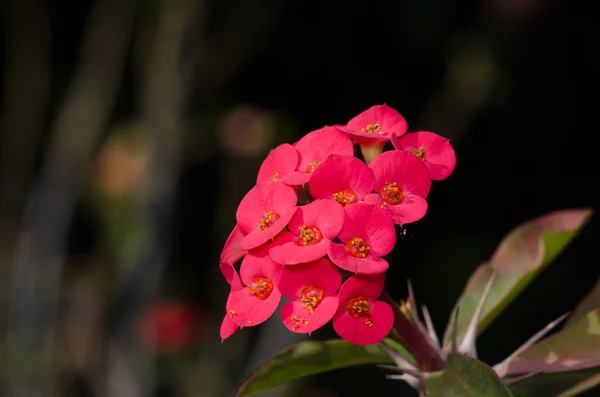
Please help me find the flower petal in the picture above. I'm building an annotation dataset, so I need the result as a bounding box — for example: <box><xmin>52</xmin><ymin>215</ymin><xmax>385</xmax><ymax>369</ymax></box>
<box><xmin>337</xmin><ymin>273</ymin><xmax>386</xmax><ymax>306</ymax></box>
<box><xmin>236</xmin><ymin>183</ymin><xmax>298</xmax><ymax>234</ymax></box>
<box><xmin>268</xmin><ymin>232</ymin><xmax>329</xmax><ymax>265</ymax></box>
<box><xmin>219</xmin><ymin>224</ymin><xmax>247</xmax><ymax>289</ymax></box>
<box><xmin>256</xmin><ymin>143</ymin><xmax>299</xmax><ymax>183</ymax></box>
<box><xmin>240</xmin><ymin>243</ymin><xmax>283</xmax><ymax>286</ymax></box>
<box><xmin>344</xmin><ymin>104</ymin><xmax>408</xmax><ymax>144</ymax></box>
<box><xmin>281</xmin><ymin>296</ymin><xmax>339</xmax><ymax>334</ymax></box>
<box><xmin>393</xmin><ymin>131</ymin><xmax>456</xmax><ymax>181</ymax></box>
<box><xmin>226</xmin><ymin>287</ymin><xmax>281</xmax><ymax>327</ymax></box>
<box><xmin>333</xmin><ymin>300</ymin><xmax>394</xmax><ymax>345</ymax></box>
<box><xmin>308</xmin><ymin>155</ymin><xmax>374</xmax><ymax>203</ymax></box>
<box><xmin>276</xmin><ymin>258</ymin><xmax>342</xmax><ymax>298</ymax></box>
<box><xmin>220</xmin><ymin>313</ymin><xmax>239</xmax><ymax>341</ymax></box>
<box><xmin>288</xmin><ymin>198</ymin><xmax>345</xmax><ymax>239</ymax></box>
<box><xmin>280</xmin><ymin>171</ymin><xmax>311</xmax><ymax>186</ymax></box>
<box><xmin>364</xmin><ymin>193</ymin><xmax>428</xmax><ymax>226</ymax></box>
<box><xmin>294</xmin><ymin>126</ymin><xmax>354</xmax><ymax>172</ymax></box>
<box><xmin>240</xmin><ymin>206</ymin><xmax>296</xmax><ymax>250</ymax></box>
<box><xmin>220</xmin><ymin>223</ymin><xmax>247</xmax><ymax>266</ymax></box>
<box><xmin>369</xmin><ymin>150</ymin><xmax>431</xmax><ymax>198</ymax></box>
<box><xmin>327</xmin><ymin>242</ymin><xmax>389</xmax><ymax>274</ymax></box>
<box><xmin>337</xmin><ymin>202</ymin><xmax>396</xmax><ymax>256</ymax></box>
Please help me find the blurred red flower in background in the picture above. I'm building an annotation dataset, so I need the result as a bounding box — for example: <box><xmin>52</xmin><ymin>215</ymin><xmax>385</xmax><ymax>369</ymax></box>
<box><xmin>139</xmin><ymin>300</ymin><xmax>207</xmax><ymax>353</ymax></box>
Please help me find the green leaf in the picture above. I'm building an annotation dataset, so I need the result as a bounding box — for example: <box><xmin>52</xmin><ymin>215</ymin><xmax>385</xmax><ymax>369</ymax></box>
<box><xmin>508</xmin><ymin>367</ymin><xmax>600</xmax><ymax>397</ymax></box>
<box><xmin>381</xmin><ymin>338</ymin><xmax>418</xmax><ymax>366</ymax></box>
<box><xmin>444</xmin><ymin>209</ymin><xmax>593</xmax><ymax>345</ymax></box>
<box><xmin>235</xmin><ymin>339</ymin><xmax>398</xmax><ymax>396</ymax></box>
<box><xmin>566</xmin><ymin>278</ymin><xmax>600</xmax><ymax>327</ymax></box>
<box><xmin>504</xmin><ymin>308</ymin><xmax>600</xmax><ymax>375</ymax></box>
<box><xmin>556</xmin><ymin>371</ymin><xmax>600</xmax><ymax>397</ymax></box>
<box><xmin>425</xmin><ymin>353</ymin><xmax>513</xmax><ymax>396</ymax></box>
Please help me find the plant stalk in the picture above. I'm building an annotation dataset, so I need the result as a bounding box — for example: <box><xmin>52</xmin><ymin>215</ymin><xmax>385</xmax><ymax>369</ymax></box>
<box><xmin>381</xmin><ymin>290</ymin><xmax>445</xmax><ymax>372</ymax></box>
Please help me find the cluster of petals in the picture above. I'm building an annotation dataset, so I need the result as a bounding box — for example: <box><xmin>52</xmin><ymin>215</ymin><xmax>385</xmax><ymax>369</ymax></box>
<box><xmin>218</xmin><ymin>104</ymin><xmax>456</xmax><ymax>346</ymax></box>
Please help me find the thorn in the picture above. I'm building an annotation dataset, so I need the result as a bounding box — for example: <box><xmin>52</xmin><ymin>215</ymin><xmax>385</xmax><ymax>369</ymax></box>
<box><xmin>377</xmin><ymin>364</ymin><xmax>404</xmax><ymax>372</ymax></box>
<box><xmin>377</xmin><ymin>364</ymin><xmax>423</xmax><ymax>378</ymax></box>
<box><xmin>503</xmin><ymin>371</ymin><xmax>544</xmax><ymax>387</ymax></box>
<box><xmin>386</xmin><ymin>373</ymin><xmax>425</xmax><ymax>394</ymax></box>
<box><xmin>400</xmin><ymin>283</ymin><xmax>442</xmax><ymax>356</ymax></box>
<box><xmin>386</xmin><ymin>373</ymin><xmax>419</xmax><ymax>381</ymax></box>
<box><xmin>422</xmin><ymin>304</ymin><xmax>440</xmax><ymax>350</ymax></box>
<box><xmin>379</xmin><ymin>342</ymin><xmax>418</xmax><ymax>373</ymax></box>
<box><xmin>459</xmin><ymin>271</ymin><xmax>497</xmax><ymax>358</ymax></box>
<box><xmin>406</xmin><ymin>279</ymin><xmax>416</xmax><ymax>306</ymax></box>
<box><xmin>406</xmin><ymin>280</ymin><xmax>430</xmax><ymax>338</ymax></box>
<box><xmin>450</xmin><ymin>306</ymin><xmax>460</xmax><ymax>354</ymax></box>
<box><xmin>406</xmin><ymin>280</ymin><xmax>420</xmax><ymax>320</ymax></box>
<box><xmin>493</xmin><ymin>312</ymin><xmax>571</xmax><ymax>377</ymax></box>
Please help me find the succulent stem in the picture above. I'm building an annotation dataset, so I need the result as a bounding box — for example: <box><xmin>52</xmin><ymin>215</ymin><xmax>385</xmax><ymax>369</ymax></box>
<box><xmin>381</xmin><ymin>289</ymin><xmax>445</xmax><ymax>372</ymax></box>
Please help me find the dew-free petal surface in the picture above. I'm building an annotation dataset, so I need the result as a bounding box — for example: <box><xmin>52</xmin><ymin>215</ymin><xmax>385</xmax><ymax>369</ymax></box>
<box><xmin>269</xmin><ymin>233</ymin><xmax>329</xmax><ymax>265</ymax></box>
<box><xmin>327</xmin><ymin>242</ymin><xmax>389</xmax><ymax>274</ymax></box>
<box><xmin>308</xmin><ymin>155</ymin><xmax>374</xmax><ymax>202</ymax></box>
<box><xmin>364</xmin><ymin>193</ymin><xmax>428</xmax><ymax>226</ymax></box>
<box><xmin>337</xmin><ymin>273</ymin><xmax>386</xmax><ymax>305</ymax></box>
<box><xmin>295</xmin><ymin>126</ymin><xmax>354</xmax><ymax>172</ymax></box>
<box><xmin>277</xmin><ymin>258</ymin><xmax>342</xmax><ymax>298</ymax></box>
<box><xmin>288</xmin><ymin>198</ymin><xmax>345</xmax><ymax>239</ymax></box>
<box><xmin>394</xmin><ymin>131</ymin><xmax>456</xmax><ymax>181</ymax></box>
<box><xmin>369</xmin><ymin>149</ymin><xmax>431</xmax><ymax>198</ymax></box>
<box><xmin>280</xmin><ymin>297</ymin><xmax>339</xmax><ymax>334</ymax></box>
<box><xmin>337</xmin><ymin>203</ymin><xmax>396</xmax><ymax>256</ymax></box>
<box><xmin>220</xmin><ymin>313</ymin><xmax>239</xmax><ymax>341</ymax></box>
<box><xmin>256</xmin><ymin>143</ymin><xmax>299</xmax><ymax>183</ymax></box>
<box><xmin>227</xmin><ymin>287</ymin><xmax>281</xmax><ymax>327</ymax></box>
<box><xmin>240</xmin><ymin>244</ymin><xmax>282</xmax><ymax>286</ymax></box>
<box><xmin>236</xmin><ymin>183</ymin><xmax>297</xmax><ymax>234</ymax></box>
<box><xmin>333</xmin><ymin>300</ymin><xmax>394</xmax><ymax>345</ymax></box>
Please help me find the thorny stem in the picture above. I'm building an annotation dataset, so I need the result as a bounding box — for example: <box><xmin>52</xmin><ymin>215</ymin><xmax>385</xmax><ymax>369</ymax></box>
<box><xmin>381</xmin><ymin>290</ymin><xmax>445</xmax><ymax>372</ymax></box>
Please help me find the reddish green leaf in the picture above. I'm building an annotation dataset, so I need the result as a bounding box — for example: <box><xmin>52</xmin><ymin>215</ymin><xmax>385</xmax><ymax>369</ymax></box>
<box><xmin>425</xmin><ymin>353</ymin><xmax>513</xmax><ymax>396</ymax></box>
<box><xmin>444</xmin><ymin>209</ymin><xmax>593</xmax><ymax>345</ymax></box>
<box><xmin>235</xmin><ymin>338</ymin><xmax>409</xmax><ymax>396</ymax></box>
<box><xmin>566</xmin><ymin>278</ymin><xmax>600</xmax><ymax>327</ymax></box>
<box><xmin>505</xmin><ymin>308</ymin><xmax>600</xmax><ymax>375</ymax></box>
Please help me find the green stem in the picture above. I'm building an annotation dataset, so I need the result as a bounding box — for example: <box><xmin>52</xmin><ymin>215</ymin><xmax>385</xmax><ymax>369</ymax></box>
<box><xmin>381</xmin><ymin>290</ymin><xmax>445</xmax><ymax>372</ymax></box>
<box><xmin>359</xmin><ymin>142</ymin><xmax>384</xmax><ymax>164</ymax></box>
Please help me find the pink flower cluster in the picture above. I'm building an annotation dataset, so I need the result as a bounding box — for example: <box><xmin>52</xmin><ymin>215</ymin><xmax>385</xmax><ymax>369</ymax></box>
<box><xmin>219</xmin><ymin>104</ymin><xmax>455</xmax><ymax>346</ymax></box>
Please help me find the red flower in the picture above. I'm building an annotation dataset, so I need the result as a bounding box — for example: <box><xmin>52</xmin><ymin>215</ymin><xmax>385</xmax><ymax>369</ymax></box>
<box><xmin>327</xmin><ymin>203</ymin><xmax>395</xmax><ymax>274</ymax></box>
<box><xmin>220</xmin><ymin>269</ymin><xmax>245</xmax><ymax>341</ymax></box>
<box><xmin>256</xmin><ymin>143</ymin><xmax>299</xmax><ymax>184</ymax></box>
<box><xmin>218</xmin><ymin>225</ymin><xmax>247</xmax><ymax>341</ymax></box>
<box><xmin>278</xmin><ymin>258</ymin><xmax>341</xmax><ymax>334</ymax></box>
<box><xmin>226</xmin><ymin>244</ymin><xmax>282</xmax><ymax>328</ymax></box>
<box><xmin>269</xmin><ymin>199</ymin><xmax>344</xmax><ymax>265</ymax></box>
<box><xmin>393</xmin><ymin>131</ymin><xmax>456</xmax><ymax>180</ymax></box>
<box><xmin>333</xmin><ymin>274</ymin><xmax>393</xmax><ymax>345</ymax></box>
<box><xmin>236</xmin><ymin>183</ymin><xmax>297</xmax><ymax>250</ymax></box>
<box><xmin>139</xmin><ymin>300</ymin><xmax>205</xmax><ymax>353</ymax></box>
<box><xmin>282</xmin><ymin>126</ymin><xmax>354</xmax><ymax>185</ymax></box>
<box><xmin>308</xmin><ymin>155</ymin><xmax>374</xmax><ymax>207</ymax></box>
<box><xmin>340</xmin><ymin>104</ymin><xmax>408</xmax><ymax>144</ymax></box>
<box><xmin>218</xmin><ymin>104</ymin><xmax>456</xmax><ymax>346</ymax></box>
<box><xmin>364</xmin><ymin>150</ymin><xmax>431</xmax><ymax>225</ymax></box>
<box><xmin>219</xmin><ymin>223</ymin><xmax>247</xmax><ymax>288</ymax></box>
<box><xmin>220</xmin><ymin>311</ymin><xmax>240</xmax><ymax>342</ymax></box>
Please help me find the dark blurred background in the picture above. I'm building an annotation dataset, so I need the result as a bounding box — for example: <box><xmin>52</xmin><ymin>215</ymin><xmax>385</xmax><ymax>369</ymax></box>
<box><xmin>0</xmin><ymin>0</ymin><xmax>597</xmax><ymax>396</ymax></box>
